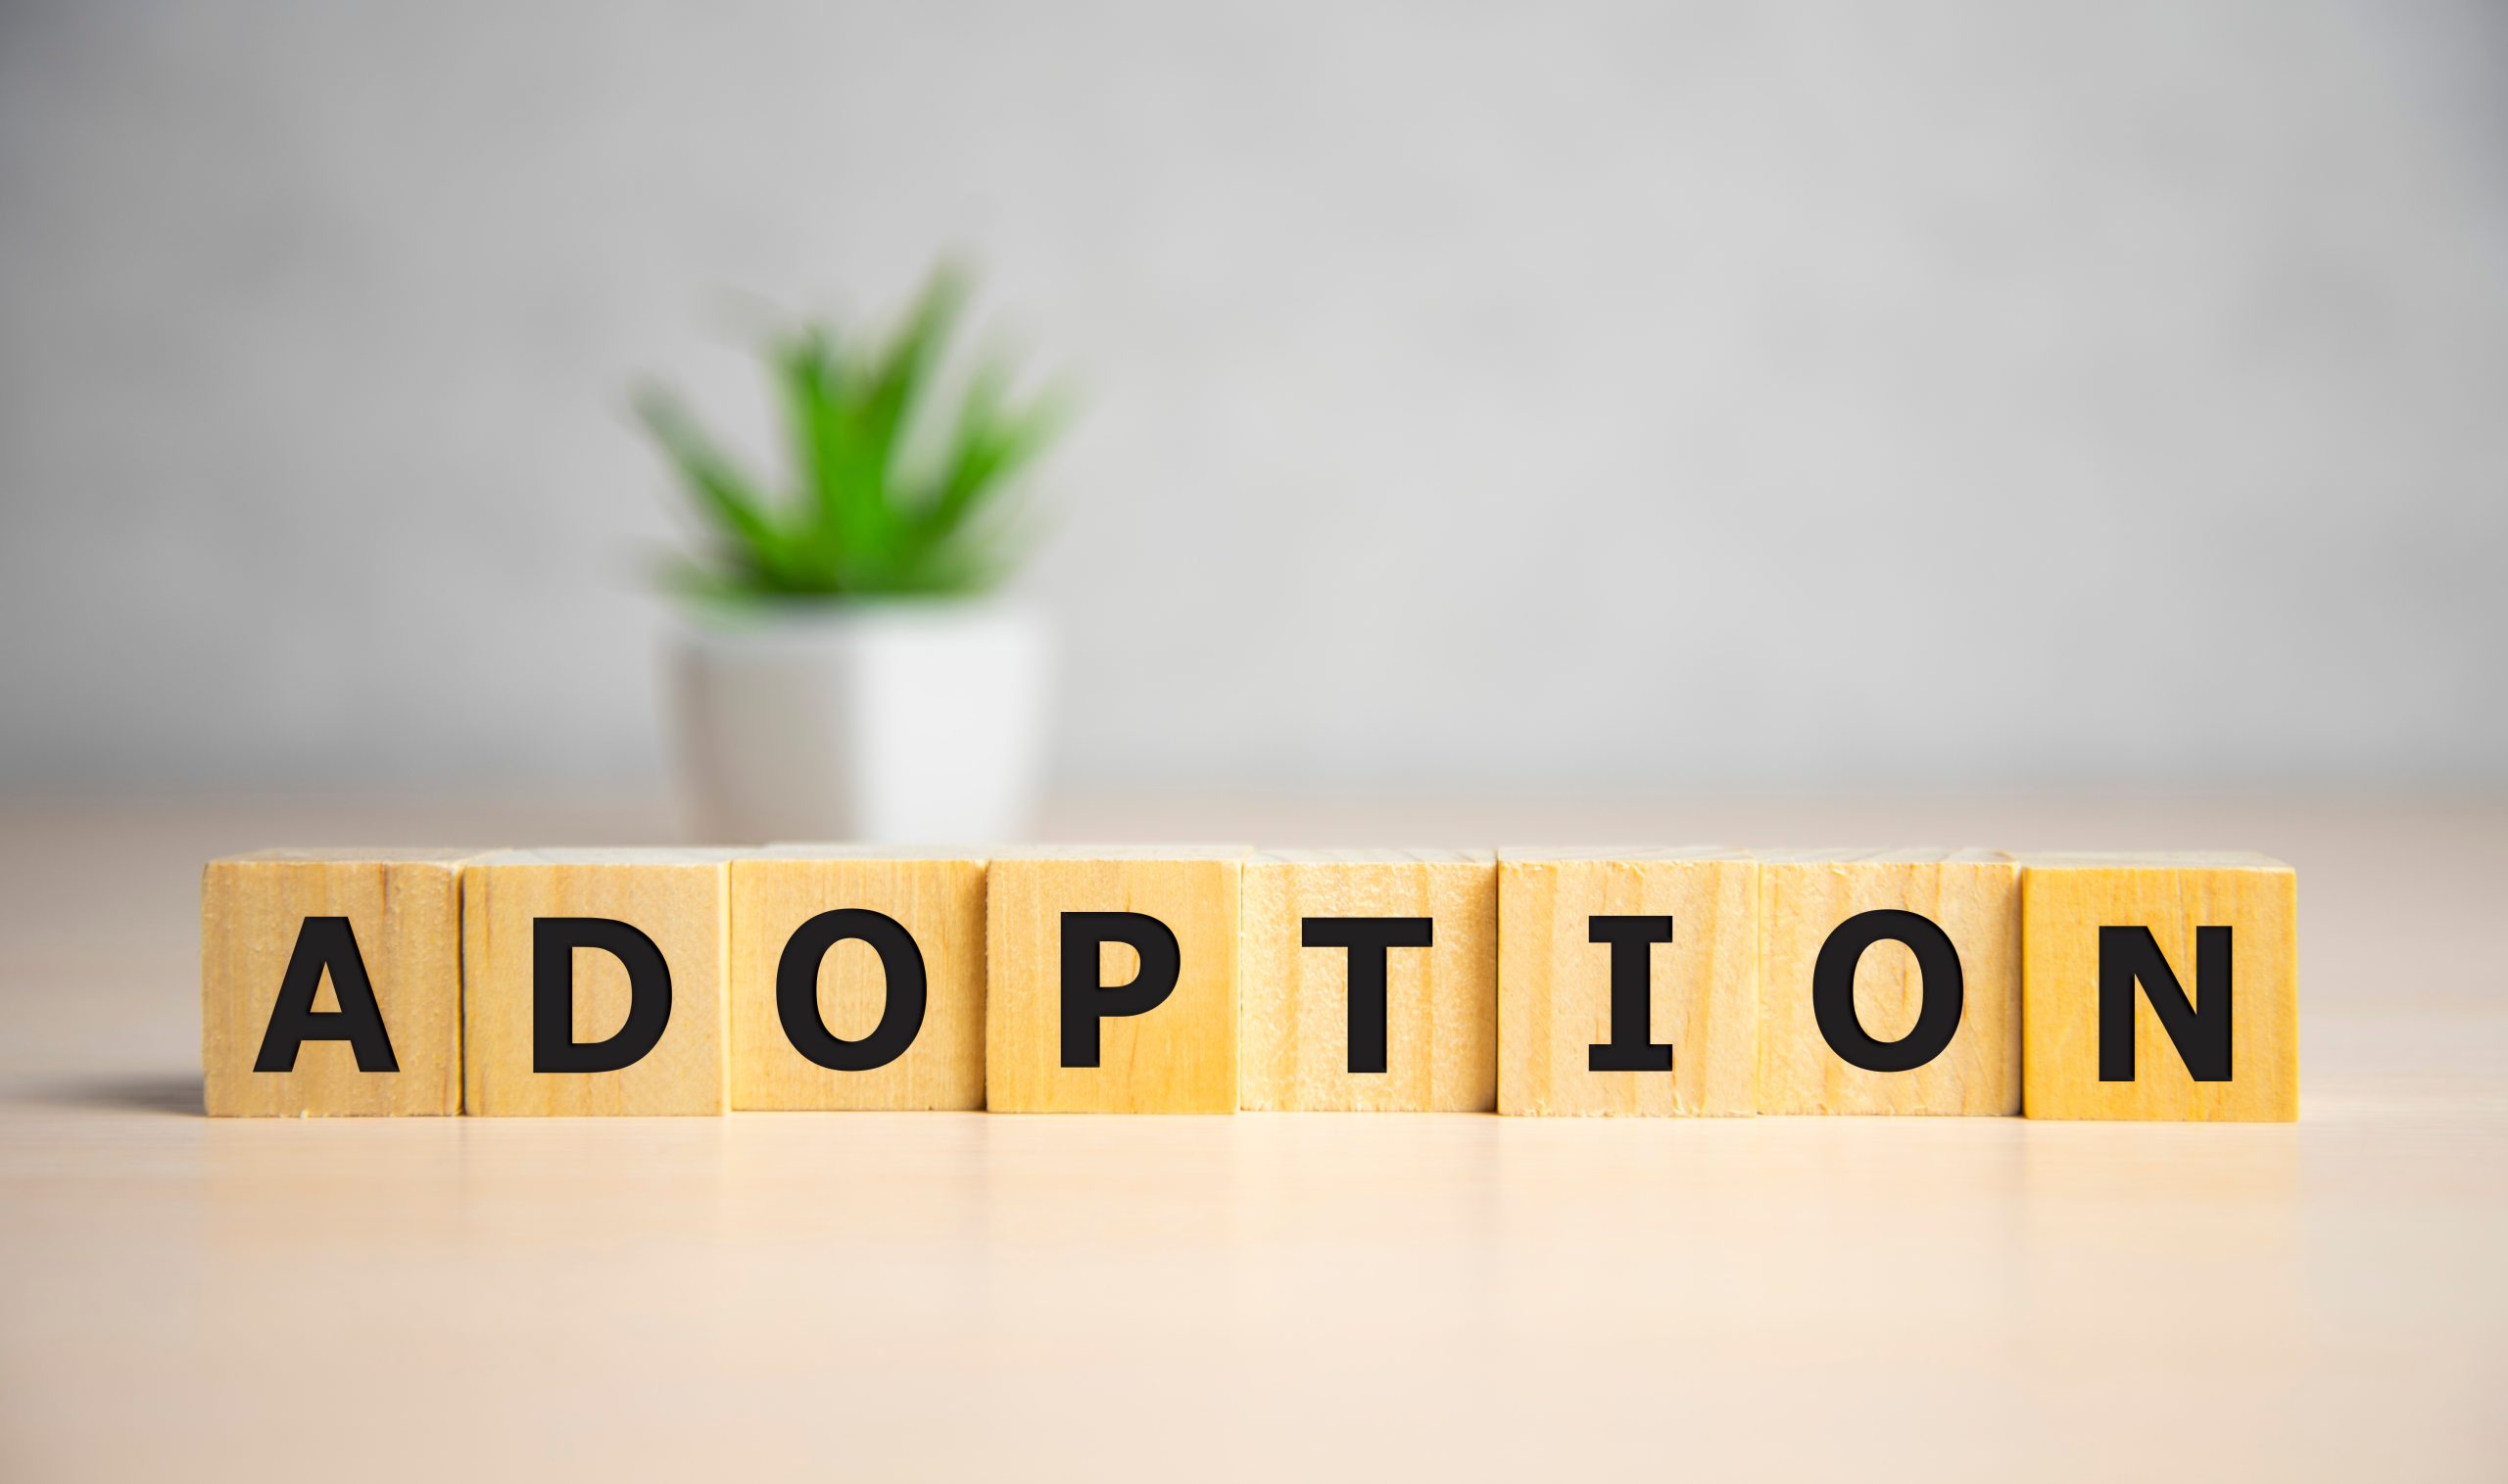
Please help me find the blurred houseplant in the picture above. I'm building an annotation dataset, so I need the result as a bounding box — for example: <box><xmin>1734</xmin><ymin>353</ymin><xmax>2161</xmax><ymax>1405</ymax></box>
<box><xmin>637</xmin><ymin>265</ymin><xmax>1065</xmax><ymax>841</ymax></box>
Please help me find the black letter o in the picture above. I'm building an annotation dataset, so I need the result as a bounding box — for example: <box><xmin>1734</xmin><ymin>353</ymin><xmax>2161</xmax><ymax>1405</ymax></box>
<box><xmin>1811</xmin><ymin>909</ymin><xmax>1963</xmax><ymax>1074</ymax></box>
<box><xmin>777</xmin><ymin>908</ymin><xmax>928</xmax><ymax>1073</ymax></box>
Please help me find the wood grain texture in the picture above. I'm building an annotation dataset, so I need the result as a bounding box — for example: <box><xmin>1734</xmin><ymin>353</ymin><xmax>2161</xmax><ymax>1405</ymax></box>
<box><xmin>200</xmin><ymin>848</ymin><xmax>480</xmax><ymax>1117</ymax></box>
<box><xmin>1497</xmin><ymin>847</ymin><xmax>1759</xmax><ymax>1116</ymax></box>
<box><xmin>2020</xmin><ymin>851</ymin><xmax>2298</xmax><ymax>1122</ymax></box>
<box><xmin>731</xmin><ymin>848</ymin><xmax>987</xmax><ymax>1110</ymax></box>
<box><xmin>985</xmin><ymin>847</ymin><xmax>1244</xmax><ymax>1113</ymax></box>
<box><xmin>1238</xmin><ymin>848</ymin><xmax>1496</xmax><ymax>1111</ymax></box>
<box><xmin>1757</xmin><ymin>848</ymin><xmax>2020</xmax><ymax>1115</ymax></box>
<box><xmin>462</xmin><ymin>848</ymin><xmax>731</xmax><ymax>1116</ymax></box>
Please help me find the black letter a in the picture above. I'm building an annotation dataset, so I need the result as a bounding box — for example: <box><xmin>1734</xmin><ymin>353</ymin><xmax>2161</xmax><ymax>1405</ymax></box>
<box><xmin>254</xmin><ymin>917</ymin><xmax>400</xmax><ymax>1073</ymax></box>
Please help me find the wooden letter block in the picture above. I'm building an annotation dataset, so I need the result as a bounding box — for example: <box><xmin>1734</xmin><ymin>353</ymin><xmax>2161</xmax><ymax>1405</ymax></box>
<box><xmin>1496</xmin><ymin>847</ymin><xmax>1759</xmax><ymax>1116</ymax></box>
<box><xmin>986</xmin><ymin>847</ymin><xmax>1244</xmax><ymax>1113</ymax></box>
<box><xmin>731</xmin><ymin>847</ymin><xmax>987</xmax><ymax>1110</ymax></box>
<box><xmin>1757</xmin><ymin>849</ymin><xmax>2020</xmax><ymax>1115</ymax></box>
<box><xmin>201</xmin><ymin>848</ymin><xmax>479</xmax><ymax>1117</ymax></box>
<box><xmin>2020</xmin><ymin>852</ymin><xmax>2296</xmax><ymax>1121</ymax></box>
<box><xmin>1239</xmin><ymin>848</ymin><xmax>1497</xmax><ymax>1112</ymax></box>
<box><xmin>462</xmin><ymin>848</ymin><xmax>731</xmax><ymax>1116</ymax></box>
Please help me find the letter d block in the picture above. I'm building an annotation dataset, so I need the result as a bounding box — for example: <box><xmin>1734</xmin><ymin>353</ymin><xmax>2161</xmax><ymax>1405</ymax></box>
<box><xmin>2021</xmin><ymin>853</ymin><xmax>2297</xmax><ymax>1122</ymax></box>
<box><xmin>1497</xmin><ymin>848</ymin><xmax>1759</xmax><ymax>1116</ymax></box>
<box><xmin>730</xmin><ymin>848</ymin><xmax>988</xmax><ymax>1110</ymax></box>
<box><xmin>201</xmin><ymin>849</ymin><xmax>480</xmax><ymax>1116</ymax></box>
<box><xmin>463</xmin><ymin>849</ymin><xmax>731</xmax><ymax>1116</ymax></box>
<box><xmin>986</xmin><ymin>848</ymin><xmax>1245</xmax><ymax>1113</ymax></box>
<box><xmin>1757</xmin><ymin>849</ymin><xmax>2020</xmax><ymax>1115</ymax></box>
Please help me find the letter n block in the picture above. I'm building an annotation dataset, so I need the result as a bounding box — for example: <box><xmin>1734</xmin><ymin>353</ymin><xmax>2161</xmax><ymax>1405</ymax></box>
<box><xmin>1239</xmin><ymin>849</ymin><xmax>1496</xmax><ymax>1111</ymax></box>
<box><xmin>1757</xmin><ymin>849</ymin><xmax>2020</xmax><ymax>1115</ymax></box>
<box><xmin>986</xmin><ymin>847</ymin><xmax>1245</xmax><ymax>1113</ymax></box>
<box><xmin>201</xmin><ymin>848</ymin><xmax>480</xmax><ymax>1116</ymax></box>
<box><xmin>1496</xmin><ymin>847</ymin><xmax>1759</xmax><ymax>1116</ymax></box>
<box><xmin>2020</xmin><ymin>852</ymin><xmax>2297</xmax><ymax>1122</ymax></box>
<box><xmin>462</xmin><ymin>848</ymin><xmax>731</xmax><ymax>1116</ymax></box>
<box><xmin>730</xmin><ymin>848</ymin><xmax>988</xmax><ymax>1110</ymax></box>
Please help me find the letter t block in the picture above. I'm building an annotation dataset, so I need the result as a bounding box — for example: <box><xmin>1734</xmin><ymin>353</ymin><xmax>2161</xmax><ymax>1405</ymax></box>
<box><xmin>1238</xmin><ymin>848</ymin><xmax>1496</xmax><ymax>1111</ymax></box>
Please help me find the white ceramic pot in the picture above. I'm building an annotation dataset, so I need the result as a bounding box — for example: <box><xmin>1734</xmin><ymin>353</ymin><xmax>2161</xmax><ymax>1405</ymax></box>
<box><xmin>670</xmin><ymin>599</ymin><xmax>1050</xmax><ymax>843</ymax></box>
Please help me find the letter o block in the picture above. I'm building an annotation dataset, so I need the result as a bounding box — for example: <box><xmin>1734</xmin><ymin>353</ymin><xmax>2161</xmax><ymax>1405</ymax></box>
<box><xmin>462</xmin><ymin>848</ymin><xmax>731</xmax><ymax>1116</ymax></box>
<box><xmin>201</xmin><ymin>848</ymin><xmax>481</xmax><ymax>1117</ymax></box>
<box><xmin>2020</xmin><ymin>852</ymin><xmax>2297</xmax><ymax>1122</ymax></box>
<box><xmin>986</xmin><ymin>847</ymin><xmax>1245</xmax><ymax>1113</ymax></box>
<box><xmin>731</xmin><ymin>848</ymin><xmax>988</xmax><ymax>1110</ymax></box>
<box><xmin>1757</xmin><ymin>849</ymin><xmax>2020</xmax><ymax>1115</ymax></box>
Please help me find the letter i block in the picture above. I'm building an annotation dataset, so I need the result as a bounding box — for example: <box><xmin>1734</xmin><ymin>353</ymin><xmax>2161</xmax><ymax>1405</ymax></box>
<box><xmin>1496</xmin><ymin>848</ymin><xmax>1759</xmax><ymax>1116</ymax></box>
<box><xmin>1756</xmin><ymin>849</ymin><xmax>2021</xmax><ymax>1115</ymax></box>
<box><xmin>2020</xmin><ymin>852</ymin><xmax>2297</xmax><ymax>1122</ymax></box>
<box><xmin>730</xmin><ymin>848</ymin><xmax>988</xmax><ymax>1110</ymax></box>
<box><xmin>201</xmin><ymin>849</ymin><xmax>482</xmax><ymax>1116</ymax></box>
<box><xmin>1239</xmin><ymin>849</ymin><xmax>1497</xmax><ymax>1111</ymax></box>
<box><xmin>462</xmin><ymin>848</ymin><xmax>732</xmax><ymax>1116</ymax></box>
<box><xmin>986</xmin><ymin>847</ymin><xmax>1246</xmax><ymax>1113</ymax></box>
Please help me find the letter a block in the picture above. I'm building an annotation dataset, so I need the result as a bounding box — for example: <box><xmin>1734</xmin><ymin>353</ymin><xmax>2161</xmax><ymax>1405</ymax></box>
<box><xmin>201</xmin><ymin>848</ymin><xmax>479</xmax><ymax>1116</ymax></box>
<box><xmin>462</xmin><ymin>848</ymin><xmax>732</xmax><ymax>1116</ymax></box>
<box><xmin>731</xmin><ymin>848</ymin><xmax>988</xmax><ymax>1110</ymax></box>
<box><xmin>1239</xmin><ymin>849</ymin><xmax>1496</xmax><ymax>1111</ymax></box>
<box><xmin>2020</xmin><ymin>852</ymin><xmax>2297</xmax><ymax>1122</ymax></box>
<box><xmin>986</xmin><ymin>847</ymin><xmax>1245</xmax><ymax>1113</ymax></box>
<box><xmin>1757</xmin><ymin>849</ymin><xmax>2020</xmax><ymax>1115</ymax></box>
<box><xmin>1497</xmin><ymin>848</ymin><xmax>1759</xmax><ymax>1116</ymax></box>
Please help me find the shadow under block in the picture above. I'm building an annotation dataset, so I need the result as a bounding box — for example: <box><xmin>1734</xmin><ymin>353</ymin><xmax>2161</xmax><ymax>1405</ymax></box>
<box><xmin>730</xmin><ymin>848</ymin><xmax>987</xmax><ymax>1110</ymax></box>
<box><xmin>1496</xmin><ymin>848</ymin><xmax>1760</xmax><ymax>1117</ymax></box>
<box><xmin>201</xmin><ymin>849</ymin><xmax>481</xmax><ymax>1117</ymax></box>
<box><xmin>462</xmin><ymin>848</ymin><xmax>732</xmax><ymax>1116</ymax></box>
<box><xmin>1238</xmin><ymin>849</ymin><xmax>1497</xmax><ymax>1112</ymax></box>
<box><xmin>1756</xmin><ymin>849</ymin><xmax>2021</xmax><ymax>1115</ymax></box>
<box><xmin>2020</xmin><ymin>852</ymin><xmax>2297</xmax><ymax>1122</ymax></box>
<box><xmin>986</xmin><ymin>847</ymin><xmax>1245</xmax><ymax>1113</ymax></box>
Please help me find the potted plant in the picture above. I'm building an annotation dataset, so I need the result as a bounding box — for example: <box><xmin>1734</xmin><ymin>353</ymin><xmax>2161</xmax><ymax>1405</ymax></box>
<box><xmin>636</xmin><ymin>265</ymin><xmax>1066</xmax><ymax>843</ymax></box>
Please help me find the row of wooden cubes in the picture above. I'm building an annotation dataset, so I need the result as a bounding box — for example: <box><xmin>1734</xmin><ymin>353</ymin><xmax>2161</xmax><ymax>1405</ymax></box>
<box><xmin>201</xmin><ymin>845</ymin><xmax>2297</xmax><ymax>1120</ymax></box>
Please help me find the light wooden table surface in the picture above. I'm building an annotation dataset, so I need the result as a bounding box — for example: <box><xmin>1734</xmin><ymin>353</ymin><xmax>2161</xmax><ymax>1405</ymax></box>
<box><xmin>2</xmin><ymin>792</ymin><xmax>2501</xmax><ymax>1481</ymax></box>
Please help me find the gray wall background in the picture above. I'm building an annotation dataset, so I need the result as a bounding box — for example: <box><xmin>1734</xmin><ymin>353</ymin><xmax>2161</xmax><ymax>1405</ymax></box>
<box><xmin>3</xmin><ymin>0</ymin><xmax>2503</xmax><ymax>792</ymax></box>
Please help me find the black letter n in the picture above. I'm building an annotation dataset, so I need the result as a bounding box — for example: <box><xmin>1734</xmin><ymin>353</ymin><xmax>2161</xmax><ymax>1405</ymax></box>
<box><xmin>254</xmin><ymin>917</ymin><xmax>400</xmax><ymax>1073</ymax></box>
<box><xmin>2098</xmin><ymin>926</ymin><xmax>2232</xmax><ymax>1082</ymax></box>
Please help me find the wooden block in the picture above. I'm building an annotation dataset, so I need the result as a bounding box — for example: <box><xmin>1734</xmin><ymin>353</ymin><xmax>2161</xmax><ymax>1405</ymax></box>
<box><xmin>1239</xmin><ymin>848</ymin><xmax>1497</xmax><ymax>1112</ymax></box>
<box><xmin>986</xmin><ymin>847</ymin><xmax>1245</xmax><ymax>1113</ymax></box>
<box><xmin>1496</xmin><ymin>847</ymin><xmax>1759</xmax><ymax>1117</ymax></box>
<box><xmin>1756</xmin><ymin>849</ymin><xmax>2021</xmax><ymax>1115</ymax></box>
<box><xmin>2020</xmin><ymin>852</ymin><xmax>2297</xmax><ymax>1122</ymax></box>
<box><xmin>730</xmin><ymin>847</ymin><xmax>987</xmax><ymax>1110</ymax></box>
<box><xmin>200</xmin><ymin>848</ymin><xmax>481</xmax><ymax>1117</ymax></box>
<box><xmin>462</xmin><ymin>848</ymin><xmax>732</xmax><ymax>1116</ymax></box>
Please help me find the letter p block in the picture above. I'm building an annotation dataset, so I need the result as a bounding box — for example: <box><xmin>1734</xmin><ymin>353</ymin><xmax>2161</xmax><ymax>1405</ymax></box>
<box><xmin>986</xmin><ymin>847</ymin><xmax>1245</xmax><ymax>1113</ymax></box>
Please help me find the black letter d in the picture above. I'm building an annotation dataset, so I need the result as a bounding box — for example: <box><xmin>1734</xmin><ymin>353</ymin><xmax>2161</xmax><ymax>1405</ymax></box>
<box><xmin>534</xmin><ymin>917</ymin><xmax>672</xmax><ymax>1074</ymax></box>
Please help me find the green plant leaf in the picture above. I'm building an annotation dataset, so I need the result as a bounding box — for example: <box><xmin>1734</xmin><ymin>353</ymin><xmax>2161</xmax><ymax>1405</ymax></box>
<box><xmin>634</xmin><ymin>263</ymin><xmax>1069</xmax><ymax>600</ymax></box>
<box><xmin>634</xmin><ymin>388</ymin><xmax>795</xmax><ymax>585</ymax></box>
